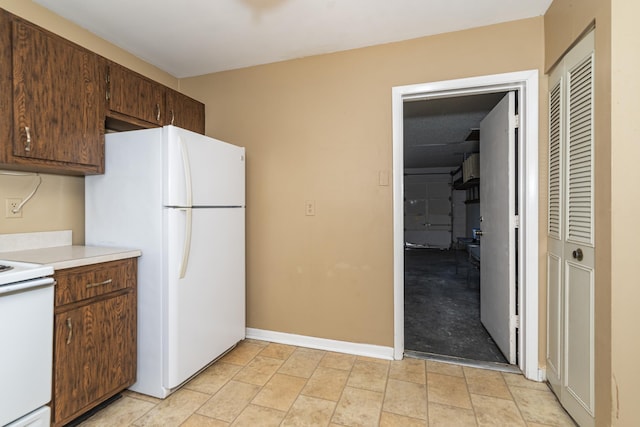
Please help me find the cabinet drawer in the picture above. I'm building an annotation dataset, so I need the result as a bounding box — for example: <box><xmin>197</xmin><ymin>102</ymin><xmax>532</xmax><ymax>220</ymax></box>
<box><xmin>55</xmin><ymin>258</ymin><xmax>136</xmax><ymax>306</ymax></box>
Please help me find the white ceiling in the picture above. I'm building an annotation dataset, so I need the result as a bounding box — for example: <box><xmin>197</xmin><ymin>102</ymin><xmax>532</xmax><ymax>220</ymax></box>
<box><xmin>33</xmin><ymin>0</ymin><xmax>552</xmax><ymax>78</ymax></box>
<box><xmin>33</xmin><ymin>0</ymin><xmax>551</xmax><ymax>170</ymax></box>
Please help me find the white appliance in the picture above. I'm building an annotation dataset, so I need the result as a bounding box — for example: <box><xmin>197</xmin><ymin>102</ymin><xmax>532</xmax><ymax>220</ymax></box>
<box><xmin>85</xmin><ymin>125</ymin><xmax>245</xmax><ymax>398</ymax></box>
<box><xmin>0</xmin><ymin>260</ymin><xmax>54</xmax><ymax>427</ymax></box>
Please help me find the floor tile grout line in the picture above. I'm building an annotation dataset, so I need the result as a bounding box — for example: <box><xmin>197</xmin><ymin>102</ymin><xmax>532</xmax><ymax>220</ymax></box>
<box><xmin>498</xmin><ymin>369</ymin><xmax>531</xmax><ymax>425</ymax></box>
<box><xmin>459</xmin><ymin>366</ymin><xmax>481</xmax><ymax>426</ymax></box>
<box><xmin>326</xmin><ymin>350</ymin><xmax>355</xmax><ymax>425</ymax></box>
<box><xmin>333</xmin><ymin>351</ymin><xmax>357</xmax><ymax>426</ymax></box>
<box><xmin>248</xmin><ymin>343</ymin><xmax>341</xmax><ymax>425</ymax></box>
<box><xmin>292</xmin><ymin>349</ymin><xmax>349</xmax><ymax>427</ymax></box>
<box><xmin>255</xmin><ymin>341</ymin><xmax>303</xmax><ymax>425</ymax></box>
<box><xmin>201</xmin><ymin>341</ymin><xmax>272</xmax><ymax>425</ymax></box>
<box><xmin>218</xmin><ymin>354</ymin><xmax>253</xmax><ymax>425</ymax></box>
<box><xmin>384</xmin><ymin>359</ymin><xmax>431</xmax><ymax>424</ymax></box>
<box><xmin>113</xmin><ymin>392</ymin><xmax>158</xmax><ymax>427</ymax></box>
<box><xmin>327</xmin><ymin>352</ymin><xmax>374</xmax><ymax>426</ymax></box>
<box><xmin>424</xmin><ymin>358</ymin><xmax>430</xmax><ymax>426</ymax></box>
<box><xmin>187</xmin><ymin>378</ymin><xmax>229</xmax><ymax>425</ymax></box>
<box><xmin>376</xmin><ymin>357</ymin><xmax>391</xmax><ymax>426</ymax></box>
<box><xmin>504</xmin><ymin>381</ymin><xmax>578</xmax><ymax>426</ymax></box>
<box><xmin>182</xmin><ymin>352</ymin><xmax>264</xmax><ymax>426</ymax></box>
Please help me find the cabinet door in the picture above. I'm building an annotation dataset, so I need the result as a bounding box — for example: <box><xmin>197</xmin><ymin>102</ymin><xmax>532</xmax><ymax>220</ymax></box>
<box><xmin>108</xmin><ymin>63</ymin><xmax>165</xmax><ymax>126</ymax></box>
<box><xmin>165</xmin><ymin>88</ymin><xmax>205</xmax><ymax>134</ymax></box>
<box><xmin>12</xmin><ymin>19</ymin><xmax>105</xmax><ymax>170</ymax></box>
<box><xmin>53</xmin><ymin>292</ymin><xmax>136</xmax><ymax>425</ymax></box>
<box><xmin>0</xmin><ymin>11</ymin><xmax>11</xmax><ymax>157</ymax></box>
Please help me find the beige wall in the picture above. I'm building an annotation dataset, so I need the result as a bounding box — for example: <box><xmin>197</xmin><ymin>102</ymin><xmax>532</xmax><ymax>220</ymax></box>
<box><xmin>610</xmin><ymin>0</ymin><xmax>640</xmax><ymax>425</ymax></box>
<box><xmin>182</xmin><ymin>18</ymin><xmax>546</xmax><ymax>347</ymax></box>
<box><xmin>0</xmin><ymin>0</ymin><xmax>178</xmax><ymax>245</ymax></box>
<box><xmin>0</xmin><ymin>173</ymin><xmax>84</xmax><ymax>244</ymax></box>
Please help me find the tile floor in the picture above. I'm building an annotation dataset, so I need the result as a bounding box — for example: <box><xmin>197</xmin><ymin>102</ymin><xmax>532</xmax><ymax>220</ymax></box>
<box><xmin>78</xmin><ymin>339</ymin><xmax>576</xmax><ymax>426</ymax></box>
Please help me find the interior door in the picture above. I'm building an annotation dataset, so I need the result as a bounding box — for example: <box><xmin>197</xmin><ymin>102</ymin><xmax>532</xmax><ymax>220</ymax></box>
<box><xmin>546</xmin><ymin>30</ymin><xmax>595</xmax><ymax>427</ymax></box>
<box><xmin>479</xmin><ymin>91</ymin><xmax>517</xmax><ymax>363</ymax></box>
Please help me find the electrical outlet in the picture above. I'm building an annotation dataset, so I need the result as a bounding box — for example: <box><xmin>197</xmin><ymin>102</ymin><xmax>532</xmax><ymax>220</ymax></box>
<box><xmin>5</xmin><ymin>198</ymin><xmax>22</xmax><ymax>218</ymax></box>
<box><xmin>305</xmin><ymin>200</ymin><xmax>315</xmax><ymax>216</ymax></box>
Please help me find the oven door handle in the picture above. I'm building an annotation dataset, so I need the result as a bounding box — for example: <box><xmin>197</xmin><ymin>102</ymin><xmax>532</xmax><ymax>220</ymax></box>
<box><xmin>0</xmin><ymin>277</ymin><xmax>54</xmax><ymax>295</ymax></box>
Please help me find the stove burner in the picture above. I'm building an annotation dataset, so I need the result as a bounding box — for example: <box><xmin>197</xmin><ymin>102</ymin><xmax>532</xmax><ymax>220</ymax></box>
<box><xmin>0</xmin><ymin>265</ymin><xmax>14</xmax><ymax>273</ymax></box>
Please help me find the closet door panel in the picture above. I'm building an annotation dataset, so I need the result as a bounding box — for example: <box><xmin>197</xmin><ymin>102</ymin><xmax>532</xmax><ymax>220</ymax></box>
<box><xmin>546</xmin><ymin>30</ymin><xmax>595</xmax><ymax>427</ymax></box>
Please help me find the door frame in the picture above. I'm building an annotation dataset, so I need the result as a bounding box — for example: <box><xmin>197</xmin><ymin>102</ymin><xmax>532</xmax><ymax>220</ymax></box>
<box><xmin>392</xmin><ymin>70</ymin><xmax>541</xmax><ymax>381</ymax></box>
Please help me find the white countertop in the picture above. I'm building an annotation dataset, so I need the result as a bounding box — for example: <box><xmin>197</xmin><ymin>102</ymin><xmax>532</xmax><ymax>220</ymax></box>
<box><xmin>0</xmin><ymin>245</ymin><xmax>141</xmax><ymax>270</ymax></box>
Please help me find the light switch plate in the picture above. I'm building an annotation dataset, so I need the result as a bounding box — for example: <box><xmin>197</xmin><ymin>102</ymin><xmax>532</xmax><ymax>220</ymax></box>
<box><xmin>379</xmin><ymin>170</ymin><xmax>390</xmax><ymax>186</ymax></box>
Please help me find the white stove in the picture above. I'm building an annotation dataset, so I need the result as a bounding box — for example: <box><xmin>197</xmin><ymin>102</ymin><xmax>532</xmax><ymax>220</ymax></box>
<box><xmin>0</xmin><ymin>260</ymin><xmax>53</xmax><ymax>286</ymax></box>
<box><xmin>0</xmin><ymin>259</ymin><xmax>54</xmax><ymax>427</ymax></box>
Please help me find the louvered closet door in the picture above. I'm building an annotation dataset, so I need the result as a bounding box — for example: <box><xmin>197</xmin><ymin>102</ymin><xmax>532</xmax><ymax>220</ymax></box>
<box><xmin>546</xmin><ymin>69</ymin><xmax>564</xmax><ymax>396</ymax></box>
<box><xmin>546</xmin><ymin>30</ymin><xmax>595</xmax><ymax>427</ymax></box>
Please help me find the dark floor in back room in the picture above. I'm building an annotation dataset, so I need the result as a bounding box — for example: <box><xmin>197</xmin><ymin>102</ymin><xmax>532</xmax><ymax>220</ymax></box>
<box><xmin>404</xmin><ymin>247</ymin><xmax>508</xmax><ymax>364</ymax></box>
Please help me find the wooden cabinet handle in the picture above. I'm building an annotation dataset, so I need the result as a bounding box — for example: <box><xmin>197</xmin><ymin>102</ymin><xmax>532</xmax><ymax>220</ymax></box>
<box><xmin>170</xmin><ymin>110</ymin><xmax>175</xmax><ymax>125</ymax></box>
<box><xmin>86</xmin><ymin>278</ymin><xmax>112</xmax><ymax>289</ymax></box>
<box><xmin>156</xmin><ymin>104</ymin><xmax>161</xmax><ymax>122</ymax></box>
<box><xmin>106</xmin><ymin>73</ymin><xmax>111</xmax><ymax>100</ymax></box>
<box><xmin>25</xmin><ymin>126</ymin><xmax>31</xmax><ymax>152</ymax></box>
<box><xmin>66</xmin><ymin>318</ymin><xmax>73</xmax><ymax>344</ymax></box>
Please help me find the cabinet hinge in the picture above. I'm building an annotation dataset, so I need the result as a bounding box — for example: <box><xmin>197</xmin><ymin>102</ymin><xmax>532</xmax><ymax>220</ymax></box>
<box><xmin>514</xmin><ymin>315</ymin><xmax>520</xmax><ymax>329</ymax></box>
<box><xmin>514</xmin><ymin>214</ymin><xmax>520</xmax><ymax>229</ymax></box>
<box><xmin>513</xmin><ymin>114</ymin><xmax>520</xmax><ymax>128</ymax></box>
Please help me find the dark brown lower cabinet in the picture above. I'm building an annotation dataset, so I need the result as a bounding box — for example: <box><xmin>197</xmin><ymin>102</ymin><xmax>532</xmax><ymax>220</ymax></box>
<box><xmin>51</xmin><ymin>258</ymin><xmax>137</xmax><ymax>427</ymax></box>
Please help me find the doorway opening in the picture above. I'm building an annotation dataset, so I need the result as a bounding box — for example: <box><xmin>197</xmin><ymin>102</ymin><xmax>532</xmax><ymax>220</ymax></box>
<box><xmin>402</xmin><ymin>91</ymin><xmax>509</xmax><ymax>365</ymax></box>
<box><xmin>392</xmin><ymin>71</ymin><xmax>540</xmax><ymax>381</ymax></box>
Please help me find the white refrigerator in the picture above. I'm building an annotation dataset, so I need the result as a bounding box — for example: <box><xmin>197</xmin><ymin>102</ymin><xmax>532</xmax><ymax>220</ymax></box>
<box><xmin>85</xmin><ymin>125</ymin><xmax>245</xmax><ymax>398</ymax></box>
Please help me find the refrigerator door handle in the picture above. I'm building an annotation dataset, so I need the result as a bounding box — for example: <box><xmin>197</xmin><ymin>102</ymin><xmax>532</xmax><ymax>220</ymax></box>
<box><xmin>178</xmin><ymin>135</ymin><xmax>193</xmax><ymax>207</ymax></box>
<box><xmin>179</xmin><ymin>208</ymin><xmax>192</xmax><ymax>279</ymax></box>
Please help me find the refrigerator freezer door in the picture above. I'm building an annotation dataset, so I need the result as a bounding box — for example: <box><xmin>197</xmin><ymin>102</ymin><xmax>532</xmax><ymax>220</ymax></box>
<box><xmin>164</xmin><ymin>126</ymin><xmax>245</xmax><ymax>208</ymax></box>
<box><xmin>164</xmin><ymin>207</ymin><xmax>245</xmax><ymax>389</ymax></box>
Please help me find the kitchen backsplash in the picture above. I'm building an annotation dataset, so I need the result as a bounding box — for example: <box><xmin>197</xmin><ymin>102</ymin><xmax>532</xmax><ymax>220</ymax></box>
<box><xmin>0</xmin><ymin>230</ymin><xmax>71</xmax><ymax>252</ymax></box>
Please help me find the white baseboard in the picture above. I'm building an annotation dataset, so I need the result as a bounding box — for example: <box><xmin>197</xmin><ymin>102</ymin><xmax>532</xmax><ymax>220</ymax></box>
<box><xmin>246</xmin><ymin>328</ymin><xmax>394</xmax><ymax>360</ymax></box>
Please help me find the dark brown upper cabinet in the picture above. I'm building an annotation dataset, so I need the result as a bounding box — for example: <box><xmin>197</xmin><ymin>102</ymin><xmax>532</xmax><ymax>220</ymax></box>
<box><xmin>165</xmin><ymin>88</ymin><xmax>205</xmax><ymax>134</ymax></box>
<box><xmin>1</xmin><ymin>12</ymin><xmax>106</xmax><ymax>175</ymax></box>
<box><xmin>107</xmin><ymin>64</ymin><xmax>205</xmax><ymax>135</ymax></box>
<box><xmin>0</xmin><ymin>8</ymin><xmax>206</xmax><ymax>175</ymax></box>
<box><xmin>107</xmin><ymin>63</ymin><xmax>165</xmax><ymax>128</ymax></box>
